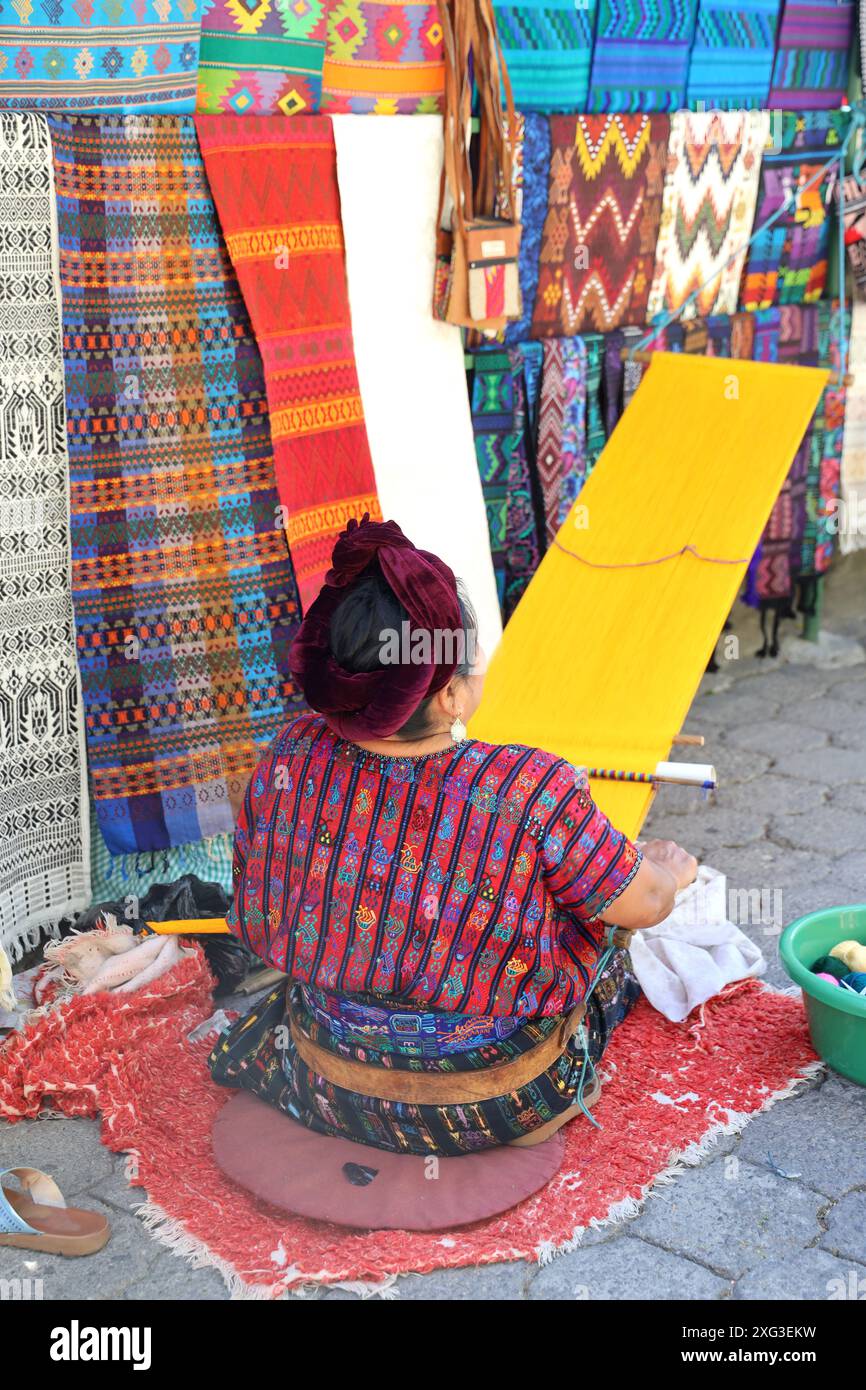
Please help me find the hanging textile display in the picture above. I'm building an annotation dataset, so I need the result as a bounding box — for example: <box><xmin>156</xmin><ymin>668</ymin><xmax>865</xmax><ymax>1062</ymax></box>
<box><xmin>836</xmin><ymin>174</ymin><xmax>866</xmax><ymax>300</ymax></box>
<box><xmin>504</xmin><ymin>113</ymin><xmax>551</xmax><ymax>346</ymax></box>
<box><xmin>602</xmin><ymin>326</ymin><xmax>643</xmax><ymax>435</ymax></box>
<box><xmin>647</xmin><ymin>110</ymin><xmax>768</xmax><ymax>322</ymax></box>
<box><xmin>0</xmin><ymin>113</ymin><xmax>89</xmax><ymax>960</ymax></box>
<box><xmin>739</xmin><ymin>111</ymin><xmax>847</xmax><ymax>310</ymax></box>
<box><xmin>504</xmin><ymin>347</ymin><xmax>543</xmax><ymax>618</ymax></box>
<box><xmin>840</xmin><ymin>300</ymin><xmax>866</xmax><ymax>554</ymax></box>
<box><xmin>90</xmin><ymin>816</ymin><xmax>234</xmax><ymax>903</ymax></box>
<box><xmin>331</xmin><ymin>115</ymin><xmax>501</xmax><ymax>653</ymax></box>
<box><xmin>0</xmin><ymin>3</ymin><xmax>203</xmax><ymax>113</ymax></box>
<box><xmin>686</xmin><ymin>0</ymin><xmax>781</xmax><ymax>108</ymax></box>
<box><xmin>493</xmin><ymin>0</ymin><xmax>597</xmax><ymax>111</ymax></box>
<box><xmin>532</xmin><ymin>114</ymin><xmax>670</xmax><ymax>337</ymax></box>
<box><xmin>195</xmin><ymin>114</ymin><xmax>380</xmax><ymax>612</ymax></box>
<box><xmin>470</xmin><ymin>348</ymin><xmax>519</xmax><ymax>611</ymax></box>
<box><xmin>801</xmin><ymin>300</ymin><xmax>848</xmax><ymax>578</ymax></box>
<box><xmin>769</xmin><ymin>0</ymin><xmax>854</xmax><ymax>108</ymax></box>
<box><xmin>196</xmin><ymin>0</ymin><xmax>326</xmax><ymax>115</ymax></box>
<box><xmin>583</xmin><ymin>333</ymin><xmax>607</xmax><ymax>479</ymax></box>
<box><xmin>320</xmin><ymin>0</ymin><xmax>445</xmax><ymax>113</ymax></box>
<box><xmin>754</xmin><ymin>304</ymin><xmax>819</xmax><ymax>603</ymax></box>
<box><xmin>470</xmin><ymin>352</ymin><xmax>828</xmax><ymax>838</ymax></box>
<box><xmin>587</xmin><ymin>0</ymin><xmax>699</xmax><ymax>113</ymax></box>
<box><xmin>51</xmin><ymin>114</ymin><xmax>304</xmax><ymax>856</ymax></box>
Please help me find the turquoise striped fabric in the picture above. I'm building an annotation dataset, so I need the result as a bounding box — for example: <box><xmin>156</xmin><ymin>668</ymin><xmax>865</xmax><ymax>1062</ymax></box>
<box><xmin>686</xmin><ymin>0</ymin><xmax>782</xmax><ymax>107</ymax></box>
<box><xmin>494</xmin><ymin>0</ymin><xmax>598</xmax><ymax>110</ymax></box>
<box><xmin>587</xmin><ymin>0</ymin><xmax>699</xmax><ymax>111</ymax></box>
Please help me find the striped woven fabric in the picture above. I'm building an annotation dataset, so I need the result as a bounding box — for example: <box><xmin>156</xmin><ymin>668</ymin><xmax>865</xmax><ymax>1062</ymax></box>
<box><xmin>50</xmin><ymin>114</ymin><xmax>304</xmax><ymax>855</ymax></box>
<box><xmin>196</xmin><ymin>0</ymin><xmax>326</xmax><ymax>115</ymax></box>
<box><xmin>195</xmin><ymin>114</ymin><xmax>380</xmax><ymax>611</ymax></box>
<box><xmin>647</xmin><ymin>110</ymin><xmax>768</xmax><ymax>321</ymax></box>
<box><xmin>532</xmin><ymin>114</ymin><xmax>670</xmax><ymax>336</ymax></box>
<box><xmin>504</xmin><ymin>112</ymin><xmax>551</xmax><ymax>346</ymax></box>
<box><xmin>493</xmin><ymin>0</ymin><xmax>598</xmax><ymax>111</ymax></box>
<box><xmin>769</xmin><ymin>0</ymin><xmax>854</xmax><ymax>108</ymax></box>
<box><xmin>686</xmin><ymin>0</ymin><xmax>781</xmax><ymax>108</ymax></box>
<box><xmin>504</xmin><ymin>346</ymin><xmax>543</xmax><ymax>619</ymax></box>
<box><xmin>470</xmin><ymin>348</ymin><xmax>518</xmax><ymax>613</ymax></box>
<box><xmin>0</xmin><ymin>1</ymin><xmax>202</xmax><ymax>113</ymax></box>
<box><xmin>587</xmin><ymin>0</ymin><xmax>699</xmax><ymax>112</ymax></box>
<box><xmin>89</xmin><ymin>813</ymin><xmax>235</xmax><ymax>902</ymax></box>
<box><xmin>321</xmin><ymin>0</ymin><xmax>444</xmax><ymax>113</ymax></box>
<box><xmin>739</xmin><ymin>110</ymin><xmax>848</xmax><ymax>311</ymax></box>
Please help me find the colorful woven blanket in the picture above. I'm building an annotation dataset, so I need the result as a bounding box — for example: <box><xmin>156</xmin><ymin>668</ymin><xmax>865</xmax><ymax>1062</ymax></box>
<box><xmin>493</xmin><ymin>0</ymin><xmax>597</xmax><ymax>111</ymax></box>
<box><xmin>587</xmin><ymin>0</ymin><xmax>699</xmax><ymax>112</ymax></box>
<box><xmin>0</xmin><ymin>112</ymin><xmax>89</xmax><ymax>960</ymax></box>
<box><xmin>0</xmin><ymin>1</ymin><xmax>202</xmax><ymax>112</ymax></box>
<box><xmin>321</xmin><ymin>0</ymin><xmax>444</xmax><ymax>113</ymax></box>
<box><xmin>648</xmin><ymin>110</ymin><xmax>768</xmax><ymax>321</ymax></box>
<box><xmin>195</xmin><ymin>114</ymin><xmax>380</xmax><ymax>612</ymax></box>
<box><xmin>197</xmin><ymin>0</ymin><xmax>326</xmax><ymax>115</ymax></box>
<box><xmin>533</xmin><ymin>115</ymin><xmax>670</xmax><ymax>337</ymax></box>
<box><xmin>686</xmin><ymin>0</ymin><xmax>781</xmax><ymax>108</ymax></box>
<box><xmin>51</xmin><ymin>114</ymin><xmax>303</xmax><ymax>856</ymax></box>
<box><xmin>769</xmin><ymin>0</ymin><xmax>854</xmax><ymax>108</ymax></box>
<box><xmin>739</xmin><ymin>111</ymin><xmax>847</xmax><ymax>311</ymax></box>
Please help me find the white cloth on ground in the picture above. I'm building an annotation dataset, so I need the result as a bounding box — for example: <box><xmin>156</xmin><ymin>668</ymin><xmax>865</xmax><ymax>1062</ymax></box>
<box><xmin>628</xmin><ymin>865</ymin><xmax>766</xmax><ymax>1023</ymax></box>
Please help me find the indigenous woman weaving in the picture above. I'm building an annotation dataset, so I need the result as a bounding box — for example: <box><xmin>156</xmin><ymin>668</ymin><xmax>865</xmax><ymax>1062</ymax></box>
<box><xmin>212</xmin><ymin>517</ymin><xmax>698</xmax><ymax>1155</ymax></box>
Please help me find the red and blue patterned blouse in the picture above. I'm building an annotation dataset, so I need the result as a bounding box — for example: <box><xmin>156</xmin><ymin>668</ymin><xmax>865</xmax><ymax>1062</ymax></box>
<box><xmin>230</xmin><ymin>713</ymin><xmax>641</xmax><ymax>1019</ymax></box>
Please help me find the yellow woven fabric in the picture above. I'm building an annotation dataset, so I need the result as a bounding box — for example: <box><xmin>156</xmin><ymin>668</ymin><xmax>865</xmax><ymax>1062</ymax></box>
<box><xmin>470</xmin><ymin>352</ymin><xmax>829</xmax><ymax>838</ymax></box>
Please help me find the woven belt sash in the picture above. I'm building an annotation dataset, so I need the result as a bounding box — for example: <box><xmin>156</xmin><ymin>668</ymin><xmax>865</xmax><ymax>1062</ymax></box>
<box><xmin>289</xmin><ymin>1003</ymin><xmax>586</xmax><ymax>1105</ymax></box>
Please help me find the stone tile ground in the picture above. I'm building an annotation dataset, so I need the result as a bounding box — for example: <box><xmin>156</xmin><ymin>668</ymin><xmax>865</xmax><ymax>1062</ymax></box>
<box><xmin>2</xmin><ymin>555</ymin><xmax>865</xmax><ymax>1301</ymax></box>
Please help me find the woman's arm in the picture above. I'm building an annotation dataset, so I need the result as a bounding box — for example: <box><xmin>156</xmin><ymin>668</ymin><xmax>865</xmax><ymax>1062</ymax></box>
<box><xmin>600</xmin><ymin>838</ymin><xmax>698</xmax><ymax>930</ymax></box>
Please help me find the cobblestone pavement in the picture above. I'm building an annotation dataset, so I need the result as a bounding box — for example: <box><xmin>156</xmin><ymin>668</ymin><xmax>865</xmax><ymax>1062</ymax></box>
<box><xmin>2</xmin><ymin>555</ymin><xmax>865</xmax><ymax>1301</ymax></box>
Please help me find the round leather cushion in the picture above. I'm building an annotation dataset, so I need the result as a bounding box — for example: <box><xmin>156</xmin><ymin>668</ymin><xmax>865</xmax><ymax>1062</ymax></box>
<box><xmin>211</xmin><ymin>1091</ymin><xmax>564</xmax><ymax>1231</ymax></box>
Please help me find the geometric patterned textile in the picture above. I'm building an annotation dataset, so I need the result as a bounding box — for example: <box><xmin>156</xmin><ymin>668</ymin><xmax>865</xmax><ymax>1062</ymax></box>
<box><xmin>503</xmin><ymin>347</ymin><xmax>542</xmax><ymax>620</ymax></box>
<box><xmin>321</xmin><ymin>0</ymin><xmax>445</xmax><ymax>113</ymax></box>
<box><xmin>769</xmin><ymin>0</ymin><xmax>854</xmax><ymax>109</ymax></box>
<box><xmin>584</xmin><ymin>333</ymin><xmax>607</xmax><ymax>483</ymax></box>
<box><xmin>195</xmin><ymin>114</ymin><xmax>380</xmax><ymax>612</ymax></box>
<box><xmin>840</xmin><ymin>299</ymin><xmax>866</xmax><ymax>554</ymax></box>
<box><xmin>836</xmin><ymin>173</ymin><xmax>866</xmax><ymax>301</ymax></box>
<box><xmin>587</xmin><ymin>0</ymin><xmax>699</xmax><ymax>112</ymax></box>
<box><xmin>739</xmin><ymin>110</ymin><xmax>848</xmax><ymax>311</ymax></box>
<box><xmin>470</xmin><ymin>348</ymin><xmax>519</xmax><ymax>614</ymax></box>
<box><xmin>197</xmin><ymin>0</ymin><xmax>326</xmax><ymax>116</ymax></box>
<box><xmin>0</xmin><ymin>112</ymin><xmax>89</xmax><ymax>959</ymax></box>
<box><xmin>50</xmin><ymin>114</ymin><xmax>304</xmax><ymax>855</ymax></box>
<box><xmin>493</xmin><ymin>0</ymin><xmax>598</xmax><ymax>111</ymax></box>
<box><xmin>504</xmin><ymin>112</ymin><xmax>551</xmax><ymax>346</ymax></box>
<box><xmin>533</xmin><ymin>114</ymin><xmax>670</xmax><ymax>336</ymax></box>
<box><xmin>647</xmin><ymin>110</ymin><xmax>768</xmax><ymax>322</ymax></box>
<box><xmin>686</xmin><ymin>0</ymin><xmax>781</xmax><ymax>108</ymax></box>
<box><xmin>540</xmin><ymin>335</ymin><xmax>588</xmax><ymax>532</ymax></box>
<box><xmin>0</xmin><ymin>1</ymin><xmax>203</xmax><ymax>113</ymax></box>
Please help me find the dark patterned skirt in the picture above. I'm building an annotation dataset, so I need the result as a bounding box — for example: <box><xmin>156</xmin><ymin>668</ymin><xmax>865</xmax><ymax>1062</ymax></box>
<box><xmin>210</xmin><ymin>952</ymin><xmax>640</xmax><ymax>1157</ymax></box>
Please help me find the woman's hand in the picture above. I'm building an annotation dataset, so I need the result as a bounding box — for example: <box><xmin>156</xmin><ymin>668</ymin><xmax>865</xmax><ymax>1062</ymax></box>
<box><xmin>639</xmin><ymin>839</ymin><xmax>699</xmax><ymax>894</ymax></box>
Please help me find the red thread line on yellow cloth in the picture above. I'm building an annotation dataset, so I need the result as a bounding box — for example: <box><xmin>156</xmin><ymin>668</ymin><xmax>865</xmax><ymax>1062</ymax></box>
<box><xmin>551</xmin><ymin>538</ymin><xmax>750</xmax><ymax>568</ymax></box>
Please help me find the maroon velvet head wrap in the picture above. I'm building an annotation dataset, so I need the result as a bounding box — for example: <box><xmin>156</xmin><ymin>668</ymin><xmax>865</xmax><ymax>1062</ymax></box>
<box><xmin>289</xmin><ymin>516</ymin><xmax>464</xmax><ymax>740</ymax></box>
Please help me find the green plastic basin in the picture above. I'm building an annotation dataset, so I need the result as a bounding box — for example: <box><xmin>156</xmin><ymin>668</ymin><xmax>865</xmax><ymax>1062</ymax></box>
<box><xmin>779</xmin><ymin>905</ymin><xmax>866</xmax><ymax>1086</ymax></box>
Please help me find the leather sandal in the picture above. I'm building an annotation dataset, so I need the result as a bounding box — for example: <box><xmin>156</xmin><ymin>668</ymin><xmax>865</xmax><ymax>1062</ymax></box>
<box><xmin>0</xmin><ymin>1167</ymin><xmax>111</xmax><ymax>1257</ymax></box>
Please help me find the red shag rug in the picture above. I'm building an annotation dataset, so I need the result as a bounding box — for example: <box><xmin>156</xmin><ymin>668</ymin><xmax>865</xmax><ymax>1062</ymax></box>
<box><xmin>0</xmin><ymin>949</ymin><xmax>820</xmax><ymax>1297</ymax></box>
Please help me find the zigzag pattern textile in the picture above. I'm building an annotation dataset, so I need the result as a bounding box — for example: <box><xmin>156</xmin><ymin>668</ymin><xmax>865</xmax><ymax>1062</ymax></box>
<box><xmin>196</xmin><ymin>0</ymin><xmax>327</xmax><ymax>116</ymax></box>
<box><xmin>769</xmin><ymin>0</ymin><xmax>854</xmax><ymax>108</ymax></box>
<box><xmin>536</xmin><ymin>337</ymin><xmax>588</xmax><ymax>542</ymax></box>
<box><xmin>50</xmin><ymin>114</ymin><xmax>304</xmax><ymax>855</ymax></box>
<box><xmin>647</xmin><ymin>109</ymin><xmax>768</xmax><ymax>322</ymax></box>
<box><xmin>739</xmin><ymin>111</ymin><xmax>848</xmax><ymax>310</ymax></box>
<box><xmin>195</xmin><ymin>114</ymin><xmax>380</xmax><ymax>613</ymax></box>
<box><xmin>493</xmin><ymin>0</ymin><xmax>598</xmax><ymax>111</ymax></box>
<box><xmin>532</xmin><ymin>114</ymin><xmax>670</xmax><ymax>337</ymax></box>
<box><xmin>587</xmin><ymin>0</ymin><xmax>699</xmax><ymax>112</ymax></box>
<box><xmin>686</xmin><ymin>0</ymin><xmax>781</xmax><ymax>108</ymax></box>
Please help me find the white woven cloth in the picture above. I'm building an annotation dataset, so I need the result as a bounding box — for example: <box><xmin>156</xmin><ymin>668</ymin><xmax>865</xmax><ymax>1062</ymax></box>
<box><xmin>333</xmin><ymin>115</ymin><xmax>502</xmax><ymax>657</ymax></box>
<box><xmin>0</xmin><ymin>113</ymin><xmax>89</xmax><ymax>960</ymax></box>
<box><xmin>629</xmin><ymin>866</ymin><xmax>766</xmax><ymax>1023</ymax></box>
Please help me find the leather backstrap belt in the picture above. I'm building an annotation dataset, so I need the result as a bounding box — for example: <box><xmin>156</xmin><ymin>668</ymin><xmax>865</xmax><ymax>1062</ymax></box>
<box><xmin>289</xmin><ymin>1002</ymin><xmax>587</xmax><ymax>1106</ymax></box>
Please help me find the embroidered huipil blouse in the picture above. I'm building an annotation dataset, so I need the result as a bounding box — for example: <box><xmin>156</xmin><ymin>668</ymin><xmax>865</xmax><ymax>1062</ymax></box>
<box><xmin>230</xmin><ymin>713</ymin><xmax>642</xmax><ymax>1019</ymax></box>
